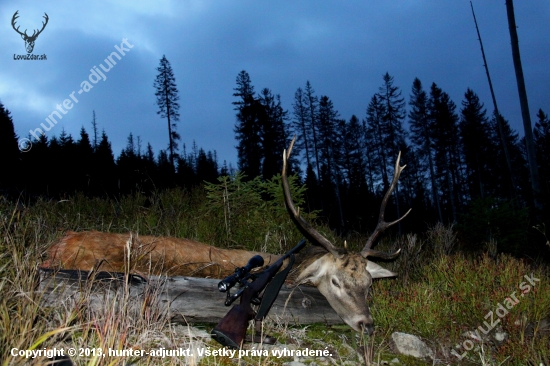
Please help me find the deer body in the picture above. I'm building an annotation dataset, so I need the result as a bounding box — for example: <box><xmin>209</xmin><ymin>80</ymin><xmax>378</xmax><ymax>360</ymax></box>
<box><xmin>42</xmin><ymin>138</ymin><xmax>410</xmax><ymax>335</ymax></box>
<box><xmin>42</xmin><ymin>231</ymin><xmax>278</xmax><ymax>278</ymax></box>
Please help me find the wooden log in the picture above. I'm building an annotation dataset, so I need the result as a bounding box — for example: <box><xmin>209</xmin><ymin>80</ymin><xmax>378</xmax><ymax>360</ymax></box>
<box><xmin>38</xmin><ymin>269</ymin><xmax>342</xmax><ymax>325</ymax></box>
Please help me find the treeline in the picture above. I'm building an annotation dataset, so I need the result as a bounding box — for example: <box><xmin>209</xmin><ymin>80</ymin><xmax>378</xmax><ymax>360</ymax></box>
<box><xmin>0</xmin><ymin>105</ymin><xmax>223</xmax><ymax>197</ymax></box>
<box><xmin>1</xmin><ymin>68</ymin><xmax>549</xmax><ymax>255</ymax></box>
<box><xmin>232</xmin><ymin>70</ymin><xmax>550</xmax><ymax>254</ymax></box>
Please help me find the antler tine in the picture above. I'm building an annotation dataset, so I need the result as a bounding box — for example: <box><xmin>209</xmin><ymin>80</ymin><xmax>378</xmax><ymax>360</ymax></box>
<box><xmin>283</xmin><ymin>136</ymin><xmax>344</xmax><ymax>258</ymax></box>
<box><xmin>38</xmin><ymin>13</ymin><xmax>49</xmax><ymax>34</ymax></box>
<box><xmin>11</xmin><ymin>11</ymin><xmax>25</xmax><ymax>36</ymax></box>
<box><xmin>31</xmin><ymin>13</ymin><xmax>49</xmax><ymax>38</ymax></box>
<box><xmin>361</xmin><ymin>151</ymin><xmax>411</xmax><ymax>259</ymax></box>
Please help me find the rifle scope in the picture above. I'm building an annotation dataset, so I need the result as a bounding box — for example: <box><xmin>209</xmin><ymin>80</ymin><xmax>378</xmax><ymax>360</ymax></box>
<box><xmin>218</xmin><ymin>255</ymin><xmax>264</xmax><ymax>292</ymax></box>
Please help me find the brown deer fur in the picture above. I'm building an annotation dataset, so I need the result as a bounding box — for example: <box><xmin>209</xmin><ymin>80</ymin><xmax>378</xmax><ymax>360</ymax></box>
<box><xmin>42</xmin><ymin>231</ymin><xmax>279</xmax><ymax>278</ymax></box>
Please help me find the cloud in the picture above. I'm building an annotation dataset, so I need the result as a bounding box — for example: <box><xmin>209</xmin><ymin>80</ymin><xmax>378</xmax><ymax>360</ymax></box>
<box><xmin>1</xmin><ymin>0</ymin><xmax>549</xmax><ymax>166</ymax></box>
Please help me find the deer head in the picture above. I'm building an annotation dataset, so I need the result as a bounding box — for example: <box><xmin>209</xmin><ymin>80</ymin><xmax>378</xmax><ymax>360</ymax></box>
<box><xmin>12</xmin><ymin>11</ymin><xmax>49</xmax><ymax>54</ymax></box>
<box><xmin>282</xmin><ymin>137</ymin><xmax>410</xmax><ymax>335</ymax></box>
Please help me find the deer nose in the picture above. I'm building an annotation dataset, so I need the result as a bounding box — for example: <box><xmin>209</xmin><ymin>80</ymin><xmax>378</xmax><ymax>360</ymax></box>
<box><xmin>359</xmin><ymin>321</ymin><xmax>374</xmax><ymax>335</ymax></box>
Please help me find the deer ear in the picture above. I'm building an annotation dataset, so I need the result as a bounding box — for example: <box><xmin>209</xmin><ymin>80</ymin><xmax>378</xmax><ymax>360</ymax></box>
<box><xmin>366</xmin><ymin>261</ymin><xmax>397</xmax><ymax>279</ymax></box>
<box><xmin>295</xmin><ymin>258</ymin><xmax>326</xmax><ymax>285</ymax></box>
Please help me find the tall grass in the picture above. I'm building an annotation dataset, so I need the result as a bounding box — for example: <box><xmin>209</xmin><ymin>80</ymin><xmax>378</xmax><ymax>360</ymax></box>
<box><xmin>0</xmin><ymin>178</ymin><xmax>549</xmax><ymax>365</ymax></box>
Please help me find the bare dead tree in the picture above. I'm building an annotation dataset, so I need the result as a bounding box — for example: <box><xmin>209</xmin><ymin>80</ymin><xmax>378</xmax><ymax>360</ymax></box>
<box><xmin>470</xmin><ymin>1</ymin><xmax>518</xmax><ymax>200</ymax></box>
<box><xmin>505</xmin><ymin>0</ymin><xmax>542</xmax><ymax>211</ymax></box>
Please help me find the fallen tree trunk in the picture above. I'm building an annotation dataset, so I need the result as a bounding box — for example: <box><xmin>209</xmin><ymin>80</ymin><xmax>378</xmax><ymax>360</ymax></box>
<box><xmin>38</xmin><ymin>269</ymin><xmax>342</xmax><ymax>325</ymax></box>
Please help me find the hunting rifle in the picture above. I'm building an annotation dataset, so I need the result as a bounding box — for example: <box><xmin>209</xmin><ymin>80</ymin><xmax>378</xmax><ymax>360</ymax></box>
<box><xmin>211</xmin><ymin>239</ymin><xmax>306</xmax><ymax>349</ymax></box>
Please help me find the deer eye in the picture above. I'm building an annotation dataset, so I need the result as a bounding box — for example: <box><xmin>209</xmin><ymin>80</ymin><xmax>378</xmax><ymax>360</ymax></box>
<box><xmin>331</xmin><ymin>278</ymin><xmax>340</xmax><ymax>288</ymax></box>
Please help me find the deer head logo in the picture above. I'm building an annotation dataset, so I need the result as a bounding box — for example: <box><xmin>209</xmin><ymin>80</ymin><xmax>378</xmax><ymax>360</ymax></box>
<box><xmin>12</xmin><ymin>11</ymin><xmax>49</xmax><ymax>54</ymax></box>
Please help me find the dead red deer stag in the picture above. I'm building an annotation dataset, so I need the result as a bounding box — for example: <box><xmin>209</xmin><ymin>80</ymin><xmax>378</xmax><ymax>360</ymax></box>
<box><xmin>42</xmin><ymin>138</ymin><xmax>410</xmax><ymax>335</ymax></box>
<box><xmin>281</xmin><ymin>137</ymin><xmax>410</xmax><ymax>334</ymax></box>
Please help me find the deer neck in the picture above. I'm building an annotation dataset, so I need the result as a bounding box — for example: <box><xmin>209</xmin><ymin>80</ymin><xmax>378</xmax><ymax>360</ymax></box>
<box><xmin>287</xmin><ymin>245</ymin><xmax>331</xmax><ymax>284</ymax></box>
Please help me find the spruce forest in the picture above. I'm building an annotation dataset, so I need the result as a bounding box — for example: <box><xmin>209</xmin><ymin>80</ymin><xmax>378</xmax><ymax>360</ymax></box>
<box><xmin>1</xmin><ymin>66</ymin><xmax>549</xmax><ymax>257</ymax></box>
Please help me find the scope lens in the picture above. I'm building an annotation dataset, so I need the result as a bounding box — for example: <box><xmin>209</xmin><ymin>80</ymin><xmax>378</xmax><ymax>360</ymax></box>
<box><xmin>218</xmin><ymin>281</ymin><xmax>228</xmax><ymax>292</ymax></box>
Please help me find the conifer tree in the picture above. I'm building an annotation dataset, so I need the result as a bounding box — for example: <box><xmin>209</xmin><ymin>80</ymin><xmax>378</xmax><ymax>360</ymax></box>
<box><xmin>220</xmin><ymin>160</ymin><xmax>230</xmax><ymax>177</ymax></box>
<box><xmin>317</xmin><ymin>95</ymin><xmax>340</xmax><ymax>178</ymax></box>
<box><xmin>339</xmin><ymin>115</ymin><xmax>367</xmax><ymax>191</ymax></box>
<box><xmin>408</xmin><ymin>78</ymin><xmax>442</xmax><ymax>221</ymax></box>
<box><xmin>534</xmin><ymin>109</ymin><xmax>550</xmax><ymax>201</ymax></box>
<box><xmin>58</xmin><ymin>129</ymin><xmax>77</xmax><ymax>194</ymax></box>
<box><xmin>154</xmin><ymin>55</ymin><xmax>180</xmax><ymax>169</ymax></box>
<box><xmin>196</xmin><ymin>148</ymin><xmax>219</xmax><ymax>184</ymax></box>
<box><xmin>428</xmin><ymin>83</ymin><xmax>463</xmax><ymax>221</ymax></box>
<box><xmin>361</xmin><ymin>119</ymin><xmax>376</xmax><ymax>193</ymax></box>
<box><xmin>376</xmin><ymin>73</ymin><xmax>407</xmax><ymax>232</ymax></box>
<box><xmin>292</xmin><ymin>87</ymin><xmax>312</xmax><ymax>168</ymax></box>
<box><xmin>96</xmin><ymin>130</ymin><xmax>115</xmax><ymax>168</ymax></box>
<box><xmin>23</xmin><ymin>133</ymin><xmax>49</xmax><ymax>194</ymax></box>
<box><xmin>141</xmin><ymin>142</ymin><xmax>158</xmax><ymax>191</ymax></box>
<box><xmin>304</xmin><ymin>81</ymin><xmax>321</xmax><ymax>178</ymax></box>
<box><xmin>317</xmin><ymin>95</ymin><xmax>344</xmax><ymax>229</ymax></box>
<box><xmin>258</xmin><ymin>88</ymin><xmax>288</xmax><ymax>179</ymax></box>
<box><xmin>76</xmin><ymin>127</ymin><xmax>94</xmax><ymax>192</ymax></box>
<box><xmin>157</xmin><ymin>150</ymin><xmax>175</xmax><ymax>188</ymax></box>
<box><xmin>233</xmin><ymin>70</ymin><xmax>262</xmax><ymax>178</ymax></box>
<box><xmin>91</xmin><ymin>110</ymin><xmax>98</xmax><ymax>150</ymax></box>
<box><xmin>377</xmin><ymin>73</ymin><xmax>407</xmax><ymax>164</ymax></box>
<box><xmin>339</xmin><ymin>115</ymin><xmax>372</xmax><ymax>229</ymax></box>
<box><xmin>145</xmin><ymin>143</ymin><xmax>155</xmax><ymax>164</ymax></box>
<box><xmin>176</xmin><ymin>154</ymin><xmax>196</xmax><ymax>188</ymax></box>
<box><xmin>0</xmin><ymin>101</ymin><xmax>19</xmax><ymax>189</ymax></box>
<box><xmin>489</xmin><ymin>113</ymin><xmax>528</xmax><ymax>201</ymax></box>
<box><xmin>459</xmin><ymin>89</ymin><xmax>495</xmax><ymax>200</ymax></box>
<box><xmin>95</xmin><ymin>129</ymin><xmax>116</xmax><ymax>194</ymax></box>
<box><xmin>365</xmin><ymin>94</ymin><xmax>389</xmax><ymax>190</ymax></box>
<box><xmin>117</xmin><ymin>133</ymin><xmax>141</xmax><ymax>193</ymax></box>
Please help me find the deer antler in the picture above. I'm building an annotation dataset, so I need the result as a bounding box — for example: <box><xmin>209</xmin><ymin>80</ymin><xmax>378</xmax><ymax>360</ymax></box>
<box><xmin>361</xmin><ymin>151</ymin><xmax>411</xmax><ymax>259</ymax></box>
<box><xmin>11</xmin><ymin>11</ymin><xmax>48</xmax><ymax>39</ymax></box>
<box><xmin>282</xmin><ymin>136</ymin><xmax>344</xmax><ymax>258</ymax></box>
<box><xmin>11</xmin><ymin>11</ymin><xmax>25</xmax><ymax>37</ymax></box>
<box><xmin>32</xmin><ymin>13</ymin><xmax>49</xmax><ymax>39</ymax></box>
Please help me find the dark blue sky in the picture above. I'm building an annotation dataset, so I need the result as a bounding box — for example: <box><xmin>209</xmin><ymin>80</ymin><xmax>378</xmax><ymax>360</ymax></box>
<box><xmin>2</xmin><ymin>1</ymin><xmax>549</xmax><ymax>167</ymax></box>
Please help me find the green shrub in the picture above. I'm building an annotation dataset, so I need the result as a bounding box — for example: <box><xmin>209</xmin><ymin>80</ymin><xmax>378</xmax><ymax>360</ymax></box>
<box><xmin>458</xmin><ymin>197</ymin><xmax>529</xmax><ymax>255</ymax></box>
